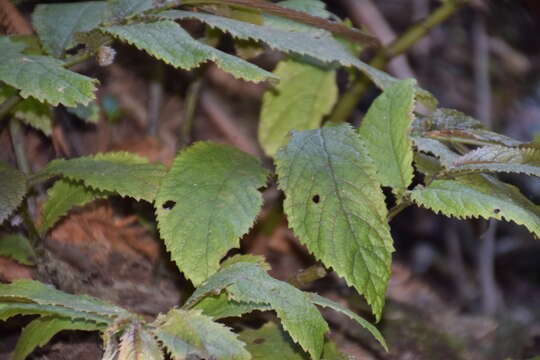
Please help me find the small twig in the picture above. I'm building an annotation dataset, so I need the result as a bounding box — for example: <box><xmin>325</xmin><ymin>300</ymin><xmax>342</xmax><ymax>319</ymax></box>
<box><xmin>0</xmin><ymin>95</ymin><xmax>22</xmax><ymax>127</ymax></box>
<box><xmin>180</xmin><ymin>78</ymin><xmax>203</xmax><ymax>147</ymax></box>
<box><xmin>148</xmin><ymin>64</ymin><xmax>164</xmax><ymax>137</ymax></box>
<box><xmin>387</xmin><ymin>199</ymin><xmax>412</xmax><ymax>222</ymax></box>
<box><xmin>288</xmin><ymin>265</ymin><xmax>327</xmax><ymax>288</ymax></box>
<box><xmin>329</xmin><ymin>0</ymin><xmax>469</xmax><ymax>124</ymax></box>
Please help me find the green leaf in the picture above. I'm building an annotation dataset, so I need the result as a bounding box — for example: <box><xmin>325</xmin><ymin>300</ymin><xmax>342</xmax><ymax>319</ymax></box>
<box><xmin>0</xmin><ymin>234</ymin><xmax>35</xmax><ymax>265</ymax></box>
<box><xmin>0</xmin><ymin>161</ymin><xmax>27</xmax><ymax>224</ymax></box>
<box><xmin>192</xmin><ymin>293</ymin><xmax>270</xmax><ymax>319</ymax></box>
<box><xmin>259</xmin><ymin>58</ymin><xmax>337</xmax><ymax>156</ymax></box>
<box><xmin>358</xmin><ymin>79</ymin><xmax>416</xmax><ymax>197</ymax></box>
<box><xmin>118</xmin><ymin>322</ymin><xmax>164</xmax><ymax>360</ymax></box>
<box><xmin>0</xmin><ymin>279</ymin><xmax>131</xmax><ymax>319</ymax></box>
<box><xmin>239</xmin><ymin>322</ymin><xmax>348</xmax><ymax>360</ymax></box>
<box><xmin>107</xmin><ymin>0</ymin><xmax>154</xmax><ymax>20</ymax></box>
<box><xmin>152</xmin><ymin>308</ymin><xmax>250</xmax><ymax>360</ymax></box>
<box><xmin>102</xmin><ymin>21</ymin><xmax>275</xmax><ymax>83</ymax></box>
<box><xmin>39</xmin><ymin>179</ymin><xmax>104</xmax><ymax>235</ymax></box>
<box><xmin>186</xmin><ymin>262</ymin><xmax>329</xmax><ymax>360</ymax></box>
<box><xmin>67</xmin><ymin>101</ymin><xmax>100</xmax><ymax>124</ymax></box>
<box><xmin>413</xmin><ymin>137</ymin><xmax>459</xmax><ymax>167</ymax></box>
<box><xmin>444</xmin><ymin>145</ymin><xmax>540</xmax><ymax>178</ymax></box>
<box><xmin>155</xmin><ymin>142</ymin><xmax>267</xmax><ymax>285</ymax></box>
<box><xmin>0</xmin><ymin>37</ymin><xmax>97</xmax><ymax>106</ymax></box>
<box><xmin>0</xmin><ymin>85</ymin><xmax>52</xmax><ymax>135</ymax></box>
<box><xmin>413</xmin><ymin>108</ymin><xmax>483</xmax><ymax>133</ymax></box>
<box><xmin>305</xmin><ymin>293</ymin><xmax>387</xmax><ymax>350</ymax></box>
<box><xmin>38</xmin><ymin>152</ymin><xmax>166</xmax><ymax>202</ymax></box>
<box><xmin>32</xmin><ymin>2</ymin><xmax>108</xmax><ymax>57</ymax></box>
<box><xmin>275</xmin><ymin>125</ymin><xmax>393</xmax><ymax>320</ymax></box>
<box><xmin>410</xmin><ymin>175</ymin><xmax>540</xmax><ymax>238</ymax></box>
<box><xmin>13</xmin><ymin>316</ymin><xmax>104</xmax><ymax>360</ymax></box>
<box><xmin>0</xmin><ymin>303</ymin><xmax>109</xmax><ymax>324</ymax></box>
<box><xmin>154</xmin><ymin>10</ymin><xmax>429</xmax><ymax>97</ymax></box>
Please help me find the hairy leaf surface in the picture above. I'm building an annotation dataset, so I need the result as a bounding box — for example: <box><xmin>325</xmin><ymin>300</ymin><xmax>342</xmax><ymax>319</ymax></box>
<box><xmin>13</xmin><ymin>316</ymin><xmax>103</xmax><ymax>360</ymax></box>
<box><xmin>0</xmin><ymin>37</ymin><xmax>97</xmax><ymax>106</ymax></box>
<box><xmin>358</xmin><ymin>79</ymin><xmax>416</xmax><ymax>197</ymax></box>
<box><xmin>275</xmin><ymin>125</ymin><xmax>393</xmax><ymax>320</ymax></box>
<box><xmin>0</xmin><ymin>161</ymin><xmax>27</xmax><ymax>224</ymax></box>
<box><xmin>0</xmin><ymin>234</ymin><xmax>35</xmax><ymax>265</ymax></box>
<box><xmin>107</xmin><ymin>0</ymin><xmax>153</xmax><ymax>19</ymax></box>
<box><xmin>102</xmin><ymin>21</ymin><xmax>274</xmax><ymax>83</ymax></box>
<box><xmin>0</xmin><ymin>279</ymin><xmax>130</xmax><ymax>319</ymax></box>
<box><xmin>445</xmin><ymin>145</ymin><xmax>540</xmax><ymax>178</ymax></box>
<box><xmin>410</xmin><ymin>175</ymin><xmax>540</xmax><ymax>238</ymax></box>
<box><xmin>259</xmin><ymin>58</ymin><xmax>337</xmax><ymax>156</ymax></box>
<box><xmin>39</xmin><ymin>152</ymin><xmax>166</xmax><ymax>202</ymax></box>
<box><xmin>32</xmin><ymin>2</ymin><xmax>108</xmax><ymax>57</ymax></box>
<box><xmin>153</xmin><ymin>309</ymin><xmax>250</xmax><ymax>360</ymax></box>
<box><xmin>0</xmin><ymin>303</ymin><xmax>108</xmax><ymax>324</ymax></box>
<box><xmin>40</xmin><ymin>179</ymin><xmax>103</xmax><ymax>234</ymax></box>
<box><xmin>186</xmin><ymin>262</ymin><xmax>328</xmax><ymax>359</ymax></box>
<box><xmin>156</xmin><ymin>142</ymin><xmax>267</xmax><ymax>285</ymax></box>
<box><xmin>118</xmin><ymin>323</ymin><xmax>164</xmax><ymax>360</ymax></box>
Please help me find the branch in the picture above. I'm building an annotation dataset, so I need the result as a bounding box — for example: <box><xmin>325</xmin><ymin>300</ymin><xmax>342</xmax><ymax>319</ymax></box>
<box><xmin>328</xmin><ymin>0</ymin><xmax>469</xmax><ymax>124</ymax></box>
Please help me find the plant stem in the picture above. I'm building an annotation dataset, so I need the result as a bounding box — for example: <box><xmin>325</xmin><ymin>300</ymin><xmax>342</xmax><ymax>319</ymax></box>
<box><xmin>180</xmin><ymin>78</ymin><xmax>203</xmax><ymax>147</ymax></box>
<box><xmin>328</xmin><ymin>0</ymin><xmax>469</xmax><ymax>124</ymax></box>
<box><xmin>0</xmin><ymin>95</ymin><xmax>22</xmax><ymax>127</ymax></box>
<box><xmin>387</xmin><ymin>199</ymin><xmax>412</xmax><ymax>222</ymax></box>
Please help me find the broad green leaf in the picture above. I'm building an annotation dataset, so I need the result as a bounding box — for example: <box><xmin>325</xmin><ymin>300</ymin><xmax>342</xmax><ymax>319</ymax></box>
<box><xmin>413</xmin><ymin>137</ymin><xmax>459</xmax><ymax>167</ymax></box>
<box><xmin>13</xmin><ymin>316</ymin><xmax>104</xmax><ymax>360</ymax></box>
<box><xmin>0</xmin><ymin>279</ymin><xmax>131</xmax><ymax>319</ymax></box>
<box><xmin>0</xmin><ymin>37</ymin><xmax>97</xmax><ymax>106</ymax></box>
<box><xmin>263</xmin><ymin>0</ymin><xmax>332</xmax><ymax>33</ymax></box>
<box><xmin>0</xmin><ymin>85</ymin><xmax>52</xmax><ymax>135</ymax></box>
<box><xmin>410</xmin><ymin>175</ymin><xmax>540</xmax><ymax>238</ymax></box>
<box><xmin>186</xmin><ymin>262</ymin><xmax>328</xmax><ymax>359</ymax></box>
<box><xmin>0</xmin><ymin>161</ymin><xmax>27</xmax><ymax>224</ymax></box>
<box><xmin>0</xmin><ymin>303</ymin><xmax>109</xmax><ymax>324</ymax></box>
<box><xmin>358</xmin><ymin>79</ymin><xmax>416</xmax><ymax>197</ymax></box>
<box><xmin>275</xmin><ymin>125</ymin><xmax>393</xmax><ymax>320</ymax></box>
<box><xmin>152</xmin><ymin>308</ymin><xmax>250</xmax><ymax>360</ymax></box>
<box><xmin>102</xmin><ymin>21</ymin><xmax>275</xmax><ymax>83</ymax></box>
<box><xmin>32</xmin><ymin>2</ymin><xmax>108</xmax><ymax>57</ymax></box>
<box><xmin>239</xmin><ymin>322</ymin><xmax>348</xmax><ymax>360</ymax></box>
<box><xmin>221</xmin><ymin>254</ymin><xmax>271</xmax><ymax>270</ymax></box>
<box><xmin>39</xmin><ymin>179</ymin><xmax>103</xmax><ymax>235</ymax></box>
<box><xmin>67</xmin><ymin>101</ymin><xmax>100</xmax><ymax>124</ymax></box>
<box><xmin>38</xmin><ymin>152</ymin><xmax>166</xmax><ymax>202</ymax></box>
<box><xmin>192</xmin><ymin>293</ymin><xmax>270</xmax><ymax>319</ymax></box>
<box><xmin>155</xmin><ymin>142</ymin><xmax>267</xmax><ymax>285</ymax></box>
<box><xmin>305</xmin><ymin>293</ymin><xmax>387</xmax><ymax>350</ymax></box>
<box><xmin>444</xmin><ymin>145</ymin><xmax>540</xmax><ymax>178</ymax></box>
<box><xmin>0</xmin><ymin>234</ymin><xmax>35</xmax><ymax>265</ymax></box>
<box><xmin>107</xmin><ymin>0</ymin><xmax>153</xmax><ymax>20</ymax></box>
<box><xmin>259</xmin><ymin>58</ymin><xmax>337</xmax><ymax>156</ymax></box>
<box><xmin>118</xmin><ymin>322</ymin><xmax>164</xmax><ymax>360</ymax></box>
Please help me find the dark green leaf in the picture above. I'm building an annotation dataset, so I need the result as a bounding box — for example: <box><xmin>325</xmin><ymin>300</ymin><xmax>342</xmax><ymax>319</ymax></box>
<box><xmin>0</xmin><ymin>234</ymin><xmax>35</xmax><ymax>265</ymax></box>
<box><xmin>0</xmin><ymin>161</ymin><xmax>27</xmax><ymax>224</ymax></box>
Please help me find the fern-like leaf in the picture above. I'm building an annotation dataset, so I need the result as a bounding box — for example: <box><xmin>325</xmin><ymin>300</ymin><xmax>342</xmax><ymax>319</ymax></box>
<box><xmin>0</xmin><ymin>160</ymin><xmax>27</xmax><ymax>224</ymax></box>
<box><xmin>275</xmin><ymin>125</ymin><xmax>393</xmax><ymax>320</ymax></box>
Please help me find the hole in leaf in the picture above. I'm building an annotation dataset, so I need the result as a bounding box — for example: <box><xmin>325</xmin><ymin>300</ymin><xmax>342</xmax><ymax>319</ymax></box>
<box><xmin>312</xmin><ymin>195</ymin><xmax>320</xmax><ymax>204</ymax></box>
<box><xmin>253</xmin><ymin>338</ymin><xmax>265</xmax><ymax>345</ymax></box>
<box><xmin>494</xmin><ymin>208</ymin><xmax>501</xmax><ymax>214</ymax></box>
<box><xmin>162</xmin><ymin>200</ymin><xmax>176</xmax><ymax>210</ymax></box>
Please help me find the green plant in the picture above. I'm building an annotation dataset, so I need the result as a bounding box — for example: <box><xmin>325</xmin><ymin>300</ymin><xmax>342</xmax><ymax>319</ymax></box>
<box><xmin>0</xmin><ymin>0</ymin><xmax>539</xmax><ymax>359</ymax></box>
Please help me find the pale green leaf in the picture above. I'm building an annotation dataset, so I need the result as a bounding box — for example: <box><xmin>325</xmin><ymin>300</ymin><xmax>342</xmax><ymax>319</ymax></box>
<box><xmin>118</xmin><ymin>323</ymin><xmax>164</xmax><ymax>360</ymax></box>
<box><xmin>413</xmin><ymin>137</ymin><xmax>459</xmax><ymax>167</ymax></box>
<box><xmin>259</xmin><ymin>58</ymin><xmax>337</xmax><ymax>156</ymax></box>
<box><xmin>192</xmin><ymin>293</ymin><xmax>270</xmax><ymax>319</ymax></box>
<box><xmin>239</xmin><ymin>322</ymin><xmax>348</xmax><ymax>360</ymax></box>
<box><xmin>153</xmin><ymin>308</ymin><xmax>250</xmax><ymax>360</ymax></box>
<box><xmin>305</xmin><ymin>293</ymin><xmax>387</xmax><ymax>350</ymax></box>
<box><xmin>154</xmin><ymin>10</ymin><xmax>428</xmax><ymax>96</ymax></box>
<box><xmin>413</xmin><ymin>108</ymin><xmax>483</xmax><ymax>133</ymax></box>
<box><xmin>0</xmin><ymin>279</ymin><xmax>131</xmax><ymax>319</ymax></box>
<box><xmin>413</xmin><ymin>152</ymin><xmax>443</xmax><ymax>176</ymax></box>
<box><xmin>410</xmin><ymin>175</ymin><xmax>540</xmax><ymax>238</ymax></box>
<box><xmin>13</xmin><ymin>316</ymin><xmax>104</xmax><ymax>360</ymax></box>
<box><xmin>107</xmin><ymin>0</ymin><xmax>153</xmax><ymax>20</ymax></box>
<box><xmin>0</xmin><ymin>303</ymin><xmax>109</xmax><ymax>324</ymax></box>
<box><xmin>0</xmin><ymin>234</ymin><xmax>35</xmax><ymax>265</ymax></box>
<box><xmin>444</xmin><ymin>145</ymin><xmax>540</xmax><ymax>178</ymax></box>
<box><xmin>102</xmin><ymin>21</ymin><xmax>275</xmax><ymax>83</ymax></box>
<box><xmin>186</xmin><ymin>262</ymin><xmax>329</xmax><ymax>360</ymax></box>
<box><xmin>358</xmin><ymin>79</ymin><xmax>416</xmax><ymax>197</ymax></box>
<box><xmin>275</xmin><ymin>125</ymin><xmax>393</xmax><ymax>320</ymax></box>
<box><xmin>67</xmin><ymin>101</ymin><xmax>100</xmax><ymax>124</ymax></box>
<box><xmin>263</xmin><ymin>0</ymin><xmax>332</xmax><ymax>33</ymax></box>
<box><xmin>221</xmin><ymin>254</ymin><xmax>271</xmax><ymax>271</ymax></box>
<box><xmin>0</xmin><ymin>160</ymin><xmax>27</xmax><ymax>224</ymax></box>
<box><xmin>40</xmin><ymin>179</ymin><xmax>104</xmax><ymax>235</ymax></box>
<box><xmin>0</xmin><ymin>37</ymin><xmax>97</xmax><ymax>106</ymax></box>
<box><xmin>32</xmin><ymin>2</ymin><xmax>108</xmax><ymax>57</ymax></box>
<box><xmin>155</xmin><ymin>142</ymin><xmax>267</xmax><ymax>285</ymax></box>
<box><xmin>38</xmin><ymin>152</ymin><xmax>166</xmax><ymax>202</ymax></box>
<box><xmin>0</xmin><ymin>85</ymin><xmax>52</xmax><ymax>135</ymax></box>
